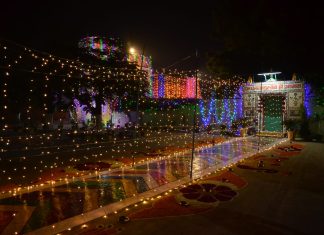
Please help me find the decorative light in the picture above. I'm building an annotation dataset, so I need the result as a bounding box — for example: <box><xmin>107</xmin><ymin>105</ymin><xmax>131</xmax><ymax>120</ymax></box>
<box><xmin>0</xmin><ymin>38</ymin><xmax>293</xmax><ymax>208</ymax></box>
<box><xmin>304</xmin><ymin>83</ymin><xmax>312</xmax><ymax>118</ymax></box>
<box><xmin>129</xmin><ymin>47</ymin><xmax>136</xmax><ymax>54</ymax></box>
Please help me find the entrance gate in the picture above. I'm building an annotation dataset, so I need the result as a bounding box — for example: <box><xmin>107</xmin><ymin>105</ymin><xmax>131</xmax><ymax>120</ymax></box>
<box><xmin>264</xmin><ymin>96</ymin><xmax>283</xmax><ymax>132</ymax></box>
<box><xmin>242</xmin><ymin>75</ymin><xmax>305</xmax><ymax>134</ymax></box>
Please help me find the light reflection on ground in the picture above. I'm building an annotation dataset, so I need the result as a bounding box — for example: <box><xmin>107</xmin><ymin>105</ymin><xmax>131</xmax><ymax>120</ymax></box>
<box><xmin>0</xmin><ymin>136</ymin><xmax>281</xmax><ymax>233</ymax></box>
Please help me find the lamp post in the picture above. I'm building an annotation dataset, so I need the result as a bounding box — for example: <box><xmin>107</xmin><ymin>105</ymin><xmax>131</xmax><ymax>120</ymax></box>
<box><xmin>190</xmin><ymin>50</ymin><xmax>198</xmax><ymax>179</ymax></box>
<box><xmin>132</xmin><ymin>46</ymin><xmax>145</xmax><ymax>167</ymax></box>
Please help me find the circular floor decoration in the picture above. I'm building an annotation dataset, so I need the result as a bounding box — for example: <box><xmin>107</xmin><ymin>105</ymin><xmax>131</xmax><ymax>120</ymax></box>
<box><xmin>177</xmin><ymin>181</ymin><xmax>238</xmax><ymax>206</ymax></box>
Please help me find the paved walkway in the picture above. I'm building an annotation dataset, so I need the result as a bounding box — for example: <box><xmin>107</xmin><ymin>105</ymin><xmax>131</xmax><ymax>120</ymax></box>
<box><xmin>63</xmin><ymin>140</ymin><xmax>324</xmax><ymax>235</ymax></box>
<box><xmin>0</xmin><ymin>136</ymin><xmax>285</xmax><ymax>235</ymax></box>
<box><xmin>0</xmin><ymin>132</ymin><xmax>218</xmax><ymax>188</ymax></box>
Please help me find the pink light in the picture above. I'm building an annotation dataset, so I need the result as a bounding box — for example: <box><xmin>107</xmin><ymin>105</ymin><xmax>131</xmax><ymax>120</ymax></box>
<box><xmin>186</xmin><ymin>77</ymin><xmax>196</xmax><ymax>98</ymax></box>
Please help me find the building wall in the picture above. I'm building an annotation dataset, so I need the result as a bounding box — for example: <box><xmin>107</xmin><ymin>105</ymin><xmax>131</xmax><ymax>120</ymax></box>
<box><xmin>242</xmin><ymin>80</ymin><xmax>305</xmax><ymax>131</ymax></box>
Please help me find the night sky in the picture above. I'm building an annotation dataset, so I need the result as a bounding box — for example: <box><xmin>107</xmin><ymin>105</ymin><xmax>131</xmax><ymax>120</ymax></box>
<box><xmin>1</xmin><ymin>1</ymin><xmax>324</xmax><ymax>73</ymax></box>
<box><xmin>1</xmin><ymin>1</ymin><xmax>217</xmax><ymax>68</ymax></box>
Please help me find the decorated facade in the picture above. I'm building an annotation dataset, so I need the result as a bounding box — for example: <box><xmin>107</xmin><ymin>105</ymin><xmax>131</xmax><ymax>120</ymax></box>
<box><xmin>243</xmin><ymin>73</ymin><xmax>309</xmax><ymax>132</ymax></box>
<box><xmin>151</xmin><ymin>73</ymin><xmax>202</xmax><ymax>99</ymax></box>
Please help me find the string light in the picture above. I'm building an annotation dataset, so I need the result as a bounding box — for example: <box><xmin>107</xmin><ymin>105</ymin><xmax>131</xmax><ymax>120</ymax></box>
<box><xmin>304</xmin><ymin>83</ymin><xmax>312</xmax><ymax>118</ymax></box>
<box><xmin>2</xmin><ymin>71</ymin><xmax>9</xmax><ymax>131</ymax></box>
<box><xmin>0</xmin><ymin>38</ymin><xmax>304</xmax><ymax>202</ymax></box>
<box><xmin>0</xmin><ymin>37</ymin><xmax>311</xmax><ymax>235</ymax></box>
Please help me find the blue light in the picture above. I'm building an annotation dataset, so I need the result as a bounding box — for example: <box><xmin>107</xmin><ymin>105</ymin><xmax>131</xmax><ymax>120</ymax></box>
<box><xmin>199</xmin><ymin>87</ymin><xmax>242</xmax><ymax>128</ymax></box>
<box><xmin>199</xmin><ymin>98</ymin><xmax>216</xmax><ymax>127</ymax></box>
<box><xmin>224</xmin><ymin>99</ymin><xmax>231</xmax><ymax>128</ymax></box>
<box><xmin>237</xmin><ymin>86</ymin><xmax>243</xmax><ymax>118</ymax></box>
<box><xmin>158</xmin><ymin>74</ymin><xmax>165</xmax><ymax>98</ymax></box>
<box><xmin>304</xmin><ymin>83</ymin><xmax>312</xmax><ymax>118</ymax></box>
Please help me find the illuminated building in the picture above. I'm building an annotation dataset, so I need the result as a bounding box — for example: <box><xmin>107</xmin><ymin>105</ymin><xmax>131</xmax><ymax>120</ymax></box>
<box><xmin>242</xmin><ymin>72</ymin><xmax>311</xmax><ymax>133</ymax></box>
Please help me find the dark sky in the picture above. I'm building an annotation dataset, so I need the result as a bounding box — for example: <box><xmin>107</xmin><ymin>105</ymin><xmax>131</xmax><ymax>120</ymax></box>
<box><xmin>1</xmin><ymin>1</ymin><xmax>217</xmax><ymax>68</ymax></box>
<box><xmin>1</xmin><ymin>1</ymin><xmax>323</xmax><ymax>74</ymax></box>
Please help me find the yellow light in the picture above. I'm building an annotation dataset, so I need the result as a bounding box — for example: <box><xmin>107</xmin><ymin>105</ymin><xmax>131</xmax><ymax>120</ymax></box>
<box><xmin>129</xmin><ymin>47</ymin><xmax>136</xmax><ymax>54</ymax></box>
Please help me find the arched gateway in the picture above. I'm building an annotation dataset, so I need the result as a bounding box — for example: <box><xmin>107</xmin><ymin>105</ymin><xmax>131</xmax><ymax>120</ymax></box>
<box><xmin>243</xmin><ymin>72</ymin><xmax>305</xmax><ymax>134</ymax></box>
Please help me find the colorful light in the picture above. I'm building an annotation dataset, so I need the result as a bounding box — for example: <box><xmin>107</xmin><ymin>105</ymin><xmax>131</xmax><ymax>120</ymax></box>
<box><xmin>186</xmin><ymin>77</ymin><xmax>196</xmax><ymax>98</ymax></box>
<box><xmin>199</xmin><ymin>98</ymin><xmax>216</xmax><ymax>127</ymax></box>
<box><xmin>158</xmin><ymin>74</ymin><xmax>165</xmax><ymax>98</ymax></box>
<box><xmin>199</xmin><ymin>96</ymin><xmax>242</xmax><ymax>128</ymax></box>
<box><xmin>152</xmin><ymin>73</ymin><xmax>202</xmax><ymax>99</ymax></box>
<box><xmin>304</xmin><ymin>83</ymin><xmax>312</xmax><ymax>118</ymax></box>
<box><xmin>78</xmin><ymin>36</ymin><xmax>124</xmax><ymax>61</ymax></box>
<box><xmin>236</xmin><ymin>86</ymin><xmax>243</xmax><ymax>118</ymax></box>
